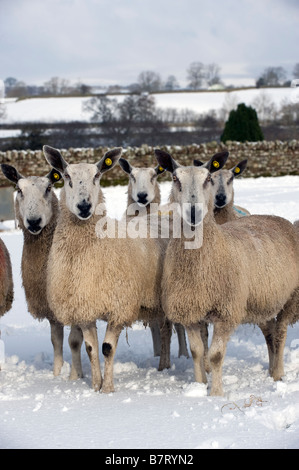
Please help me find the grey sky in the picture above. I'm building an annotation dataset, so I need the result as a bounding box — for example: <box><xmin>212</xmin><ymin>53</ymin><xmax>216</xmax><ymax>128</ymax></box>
<box><xmin>0</xmin><ymin>0</ymin><xmax>298</xmax><ymax>87</ymax></box>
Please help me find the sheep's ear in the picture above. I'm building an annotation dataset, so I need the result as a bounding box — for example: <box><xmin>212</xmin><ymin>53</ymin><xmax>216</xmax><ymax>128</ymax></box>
<box><xmin>206</xmin><ymin>151</ymin><xmax>229</xmax><ymax>174</ymax></box>
<box><xmin>43</xmin><ymin>145</ymin><xmax>68</xmax><ymax>172</ymax></box>
<box><xmin>1</xmin><ymin>164</ymin><xmax>24</xmax><ymax>184</ymax></box>
<box><xmin>154</xmin><ymin>149</ymin><xmax>179</xmax><ymax>174</ymax></box>
<box><xmin>97</xmin><ymin>147</ymin><xmax>122</xmax><ymax>174</ymax></box>
<box><xmin>193</xmin><ymin>159</ymin><xmax>204</xmax><ymax>167</ymax></box>
<box><xmin>231</xmin><ymin>159</ymin><xmax>247</xmax><ymax>177</ymax></box>
<box><xmin>119</xmin><ymin>157</ymin><xmax>132</xmax><ymax>175</ymax></box>
<box><xmin>154</xmin><ymin>164</ymin><xmax>166</xmax><ymax>175</ymax></box>
<box><xmin>46</xmin><ymin>168</ymin><xmax>62</xmax><ymax>184</ymax></box>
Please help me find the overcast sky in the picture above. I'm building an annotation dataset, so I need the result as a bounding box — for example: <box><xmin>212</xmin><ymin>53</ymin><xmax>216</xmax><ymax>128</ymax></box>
<box><xmin>0</xmin><ymin>0</ymin><xmax>298</xmax><ymax>88</ymax></box>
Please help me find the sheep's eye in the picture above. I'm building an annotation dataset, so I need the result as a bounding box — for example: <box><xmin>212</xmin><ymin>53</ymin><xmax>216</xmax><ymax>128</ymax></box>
<box><xmin>45</xmin><ymin>184</ymin><xmax>52</xmax><ymax>194</ymax></box>
<box><xmin>173</xmin><ymin>175</ymin><xmax>177</xmax><ymax>182</ymax></box>
<box><xmin>203</xmin><ymin>174</ymin><xmax>212</xmax><ymax>188</ymax></box>
<box><xmin>130</xmin><ymin>174</ymin><xmax>136</xmax><ymax>183</ymax></box>
<box><xmin>64</xmin><ymin>173</ymin><xmax>73</xmax><ymax>188</ymax></box>
<box><xmin>17</xmin><ymin>187</ymin><xmax>23</xmax><ymax>196</ymax></box>
<box><xmin>93</xmin><ymin>171</ymin><xmax>101</xmax><ymax>184</ymax></box>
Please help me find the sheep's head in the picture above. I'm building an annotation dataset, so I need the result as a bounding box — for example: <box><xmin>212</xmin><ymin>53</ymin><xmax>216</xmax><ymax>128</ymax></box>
<box><xmin>43</xmin><ymin>145</ymin><xmax>122</xmax><ymax>220</ymax></box>
<box><xmin>208</xmin><ymin>159</ymin><xmax>247</xmax><ymax>209</ymax></box>
<box><xmin>155</xmin><ymin>149</ymin><xmax>228</xmax><ymax>226</ymax></box>
<box><xmin>119</xmin><ymin>157</ymin><xmax>165</xmax><ymax>206</ymax></box>
<box><xmin>1</xmin><ymin>164</ymin><xmax>61</xmax><ymax>235</ymax></box>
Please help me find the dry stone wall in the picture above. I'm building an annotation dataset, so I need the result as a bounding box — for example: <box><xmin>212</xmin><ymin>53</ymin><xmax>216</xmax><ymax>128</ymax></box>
<box><xmin>0</xmin><ymin>140</ymin><xmax>299</xmax><ymax>187</ymax></box>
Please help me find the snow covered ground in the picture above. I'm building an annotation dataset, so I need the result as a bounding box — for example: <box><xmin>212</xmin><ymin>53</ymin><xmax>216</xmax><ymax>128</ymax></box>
<box><xmin>1</xmin><ymin>87</ymin><xmax>295</xmax><ymax>125</ymax></box>
<box><xmin>0</xmin><ymin>175</ymin><xmax>299</xmax><ymax>449</ymax></box>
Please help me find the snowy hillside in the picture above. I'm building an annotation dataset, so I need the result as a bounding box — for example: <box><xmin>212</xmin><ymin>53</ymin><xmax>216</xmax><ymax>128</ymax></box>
<box><xmin>0</xmin><ymin>176</ymin><xmax>299</xmax><ymax>449</ymax></box>
<box><xmin>1</xmin><ymin>87</ymin><xmax>295</xmax><ymax>124</ymax></box>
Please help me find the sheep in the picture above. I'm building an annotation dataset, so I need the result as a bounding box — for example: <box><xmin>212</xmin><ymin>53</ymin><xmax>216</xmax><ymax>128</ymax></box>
<box><xmin>0</xmin><ymin>237</ymin><xmax>14</xmax><ymax>318</ymax></box>
<box><xmin>43</xmin><ymin>145</ymin><xmax>172</xmax><ymax>393</ymax></box>
<box><xmin>1</xmin><ymin>164</ymin><xmax>84</xmax><ymax>379</ymax></box>
<box><xmin>119</xmin><ymin>156</ymin><xmax>189</xmax><ymax>359</ymax></box>
<box><xmin>194</xmin><ymin>158</ymin><xmax>250</xmax><ymax>224</ymax></box>
<box><xmin>155</xmin><ymin>148</ymin><xmax>299</xmax><ymax>396</ymax></box>
<box><xmin>193</xmin><ymin>158</ymin><xmax>250</xmax><ymax>371</ymax></box>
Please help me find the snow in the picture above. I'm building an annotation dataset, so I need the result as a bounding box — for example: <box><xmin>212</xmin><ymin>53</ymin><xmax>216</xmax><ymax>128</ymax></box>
<box><xmin>1</xmin><ymin>88</ymin><xmax>295</xmax><ymax>124</ymax></box>
<box><xmin>0</xmin><ymin>176</ymin><xmax>299</xmax><ymax>449</ymax></box>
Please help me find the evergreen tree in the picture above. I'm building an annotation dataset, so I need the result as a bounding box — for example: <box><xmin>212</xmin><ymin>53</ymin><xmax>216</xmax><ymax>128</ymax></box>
<box><xmin>221</xmin><ymin>103</ymin><xmax>264</xmax><ymax>142</ymax></box>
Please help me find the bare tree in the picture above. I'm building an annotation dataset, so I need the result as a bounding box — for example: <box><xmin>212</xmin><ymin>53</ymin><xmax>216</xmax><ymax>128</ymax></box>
<box><xmin>293</xmin><ymin>63</ymin><xmax>299</xmax><ymax>79</ymax></box>
<box><xmin>43</xmin><ymin>77</ymin><xmax>72</xmax><ymax>95</ymax></box>
<box><xmin>251</xmin><ymin>91</ymin><xmax>277</xmax><ymax>123</ymax></box>
<box><xmin>187</xmin><ymin>62</ymin><xmax>205</xmax><ymax>89</ymax></box>
<box><xmin>138</xmin><ymin>71</ymin><xmax>162</xmax><ymax>92</ymax></box>
<box><xmin>164</xmin><ymin>75</ymin><xmax>180</xmax><ymax>91</ymax></box>
<box><xmin>257</xmin><ymin>66</ymin><xmax>287</xmax><ymax>86</ymax></box>
<box><xmin>205</xmin><ymin>63</ymin><xmax>221</xmax><ymax>86</ymax></box>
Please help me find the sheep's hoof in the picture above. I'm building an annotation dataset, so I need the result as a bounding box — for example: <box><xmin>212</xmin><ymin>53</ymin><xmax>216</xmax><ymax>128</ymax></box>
<box><xmin>101</xmin><ymin>383</ymin><xmax>115</xmax><ymax>394</ymax></box>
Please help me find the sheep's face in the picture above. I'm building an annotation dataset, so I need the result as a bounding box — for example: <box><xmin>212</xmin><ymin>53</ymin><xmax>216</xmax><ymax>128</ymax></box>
<box><xmin>62</xmin><ymin>163</ymin><xmax>101</xmax><ymax>220</ymax></box>
<box><xmin>171</xmin><ymin>166</ymin><xmax>213</xmax><ymax>226</ymax></box>
<box><xmin>43</xmin><ymin>146</ymin><xmax>122</xmax><ymax>222</ymax></box>
<box><xmin>119</xmin><ymin>158</ymin><xmax>164</xmax><ymax>207</ymax></box>
<box><xmin>154</xmin><ymin>149</ymin><xmax>229</xmax><ymax>228</ymax></box>
<box><xmin>212</xmin><ymin>169</ymin><xmax>234</xmax><ymax>209</ymax></box>
<box><xmin>16</xmin><ymin>176</ymin><xmax>56</xmax><ymax>235</ymax></box>
<box><xmin>211</xmin><ymin>160</ymin><xmax>247</xmax><ymax>209</ymax></box>
<box><xmin>129</xmin><ymin>168</ymin><xmax>159</xmax><ymax>206</ymax></box>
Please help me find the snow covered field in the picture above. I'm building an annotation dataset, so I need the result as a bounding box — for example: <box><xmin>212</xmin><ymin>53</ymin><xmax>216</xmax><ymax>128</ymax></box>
<box><xmin>1</xmin><ymin>87</ymin><xmax>295</xmax><ymax>125</ymax></box>
<box><xmin>0</xmin><ymin>175</ymin><xmax>299</xmax><ymax>450</ymax></box>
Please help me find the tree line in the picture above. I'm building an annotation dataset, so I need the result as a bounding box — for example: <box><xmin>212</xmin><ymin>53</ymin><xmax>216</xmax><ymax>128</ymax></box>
<box><xmin>2</xmin><ymin>63</ymin><xmax>299</xmax><ymax>99</ymax></box>
<box><xmin>0</xmin><ymin>89</ymin><xmax>298</xmax><ymax>151</ymax></box>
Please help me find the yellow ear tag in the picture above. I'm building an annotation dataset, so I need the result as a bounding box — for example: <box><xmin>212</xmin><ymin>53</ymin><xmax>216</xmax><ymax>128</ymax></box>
<box><xmin>213</xmin><ymin>160</ymin><xmax>220</xmax><ymax>168</ymax></box>
<box><xmin>234</xmin><ymin>167</ymin><xmax>240</xmax><ymax>174</ymax></box>
<box><xmin>53</xmin><ymin>172</ymin><xmax>60</xmax><ymax>180</ymax></box>
<box><xmin>105</xmin><ymin>157</ymin><xmax>112</xmax><ymax>166</ymax></box>
<box><xmin>159</xmin><ymin>166</ymin><xmax>164</xmax><ymax>172</ymax></box>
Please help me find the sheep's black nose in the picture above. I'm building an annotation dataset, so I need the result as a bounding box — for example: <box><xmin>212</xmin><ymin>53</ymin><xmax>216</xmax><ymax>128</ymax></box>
<box><xmin>137</xmin><ymin>192</ymin><xmax>148</xmax><ymax>205</ymax></box>
<box><xmin>215</xmin><ymin>193</ymin><xmax>227</xmax><ymax>208</ymax></box>
<box><xmin>77</xmin><ymin>200</ymin><xmax>92</xmax><ymax>218</ymax></box>
<box><xmin>27</xmin><ymin>217</ymin><xmax>42</xmax><ymax>233</ymax></box>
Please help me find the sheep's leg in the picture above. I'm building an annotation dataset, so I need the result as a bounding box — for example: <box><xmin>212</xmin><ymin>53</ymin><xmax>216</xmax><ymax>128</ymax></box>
<box><xmin>158</xmin><ymin>319</ymin><xmax>172</xmax><ymax>371</ymax></box>
<box><xmin>102</xmin><ymin>323</ymin><xmax>123</xmax><ymax>393</ymax></box>
<box><xmin>185</xmin><ymin>324</ymin><xmax>207</xmax><ymax>384</ymax></box>
<box><xmin>69</xmin><ymin>325</ymin><xmax>84</xmax><ymax>380</ymax></box>
<box><xmin>49</xmin><ymin>320</ymin><xmax>64</xmax><ymax>376</ymax></box>
<box><xmin>209</xmin><ymin>321</ymin><xmax>233</xmax><ymax>396</ymax></box>
<box><xmin>199</xmin><ymin>321</ymin><xmax>210</xmax><ymax>373</ymax></box>
<box><xmin>81</xmin><ymin>322</ymin><xmax>102</xmax><ymax>392</ymax></box>
<box><xmin>174</xmin><ymin>323</ymin><xmax>189</xmax><ymax>358</ymax></box>
<box><xmin>150</xmin><ymin>320</ymin><xmax>161</xmax><ymax>357</ymax></box>
<box><xmin>272</xmin><ymin>313</ymin><xmax>288</xmax><ymax>381</ymax></box>
<box><xmin>258</xmin><ymin>319</ymin><xmax>276</xmax><ymax>376</ymax></box>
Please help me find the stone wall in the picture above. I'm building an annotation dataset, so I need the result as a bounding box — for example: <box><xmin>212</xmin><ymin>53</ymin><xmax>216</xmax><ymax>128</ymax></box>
<box><xmin>0</xmin><ymin>140</ymin><xmax>299</xmax><ymax>187</ymax></box>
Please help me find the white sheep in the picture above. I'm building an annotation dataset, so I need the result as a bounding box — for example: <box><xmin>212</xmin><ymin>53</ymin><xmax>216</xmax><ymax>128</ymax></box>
<box><xmin>155</xmin><ymin>149</ymin><xmax>299</xmax><ymax>396</ymax></box>
<box><xmin>193</xmin><ymin>158</ymin><xmax>250</xmax><ymax>371</ymax></box>
<box><xmin>1</xmin><ymin>164</ymin><xmax>84</xmax><ymax>379</ymax></box>
<box><xmin>43</xmin><ymin>145</ymin><xmax>172</xmax><ymax>393</ymax></box>
<box><xmin>194</xmin><ymin>158</ymin><xmax>250</xmax><ymax>224</ymax></box>
<box><xmin>119</xmin><ymin>156</ymin><xmax>189</xmax><ymax>359</ymax></box>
